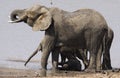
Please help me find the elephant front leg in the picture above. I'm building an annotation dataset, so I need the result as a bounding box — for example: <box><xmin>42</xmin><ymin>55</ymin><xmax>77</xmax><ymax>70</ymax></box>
<box><xmin>96</xmin><ymin>44</ymin><xmax>102</xmax><ymax>71</ymax></box>
<box><xmin>40</xmin><ymin>49</ymin><xmax>51</xmax><ymax>77</ymax></box>
<box><xmin>102</xmin><ymin>49</ymin><xmax>112</xmax><ymax>70</ymax></box>
<box><xmin>51</xmin><ymin>48</ymin><xmax>59</xmax><ymax>73</ymax></box>
<box><xmin>85</xmin><ymin>52</ymin><xmax>96</xmax><ymax>72</ymax></box>
<box><xmin>40</xmin><ymin>37</ymin><xmax>55</xmax><ymax>76</ymax></box>
<box><xmin>85</xmin><ymin>44</ymin><xmax>100</xmax><ymax>72</ymax></box>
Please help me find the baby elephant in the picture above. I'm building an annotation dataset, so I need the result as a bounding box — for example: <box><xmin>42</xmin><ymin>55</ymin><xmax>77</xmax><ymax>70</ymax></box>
<box><xmin>58</xmin><ymin>60</ymin><xmax>81</xmax><ymax>71</ymax></box>
<box><xmin>58</xmin><ymin>47</ymin><xmax>82</xmax><ymax>71</ymax></box>
<box><xmin>24</xmin><ymin>42</ymin><xmax>83</xmax><ymax>71</ymax></box>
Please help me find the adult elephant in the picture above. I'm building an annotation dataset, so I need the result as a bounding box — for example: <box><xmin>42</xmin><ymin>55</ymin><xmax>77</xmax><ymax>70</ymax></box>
<box><xmin>9</xmin><ymin>5</ymin><xmax>108</xmax><ymax>76</ymax></box>
<box><xmin>24</xmin><ymin>28</ymin><xmax>113</xmax><ymax>70</ymax></box>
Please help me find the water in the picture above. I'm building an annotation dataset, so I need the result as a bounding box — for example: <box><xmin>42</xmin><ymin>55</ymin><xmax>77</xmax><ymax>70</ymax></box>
<box><xmin>0</xmin><ymin>51</ymin><xmax>52</xmax><ymax>70</ymax></box>
<box><xmin>0</xmin><ymin>59</ymin><xmax>28</xmax><ymax>69</ymax></box>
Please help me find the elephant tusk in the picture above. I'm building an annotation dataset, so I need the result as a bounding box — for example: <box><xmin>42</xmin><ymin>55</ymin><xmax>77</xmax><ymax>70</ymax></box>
<box><xmin>8</xmin><ymin>19</ymin><xmax>22</xmax><ymax>23</ymax></box>
<box><xmin>8</xmin><ymin>20</ymin><xmax>16</xmax><ymax>23</ymax></box>
<box><xmin>8</xmin><ymin>16</ymin><xmax>14</xmax><ymax>23</ymax></box>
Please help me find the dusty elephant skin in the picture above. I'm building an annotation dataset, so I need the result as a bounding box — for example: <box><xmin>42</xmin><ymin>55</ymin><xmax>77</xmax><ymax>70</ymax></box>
<box><xmin>9</xmin><ymin>4</ymin><xmax>109</xmax><ymax>76</ymax></box>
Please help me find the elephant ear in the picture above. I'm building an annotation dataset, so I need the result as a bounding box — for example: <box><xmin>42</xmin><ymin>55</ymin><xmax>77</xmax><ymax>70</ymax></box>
<box><xmin>27</xmin><ymin>7</ymin><xmax>52</xmax><ymax>31</ymax></box>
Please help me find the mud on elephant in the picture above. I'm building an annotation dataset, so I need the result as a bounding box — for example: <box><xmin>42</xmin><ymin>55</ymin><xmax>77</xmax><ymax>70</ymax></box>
<box><xmin>9</xmin><ymin>5</ymin><xmax>109</xmax><ymax>76</ymax></box>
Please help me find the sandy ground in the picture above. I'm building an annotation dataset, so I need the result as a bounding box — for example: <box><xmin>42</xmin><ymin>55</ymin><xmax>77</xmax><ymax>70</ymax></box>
<box><xmin>0</xmin><ymin>67</ymin><xmax>120</xmax><ymax>78</ymax></box>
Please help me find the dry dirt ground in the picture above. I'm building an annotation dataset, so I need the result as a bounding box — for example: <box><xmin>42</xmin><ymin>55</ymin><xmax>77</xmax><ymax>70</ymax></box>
<box><xmin>0</xmin><ymin>67</ymin><xmax>120</xmax><ymax>78</ymax></box>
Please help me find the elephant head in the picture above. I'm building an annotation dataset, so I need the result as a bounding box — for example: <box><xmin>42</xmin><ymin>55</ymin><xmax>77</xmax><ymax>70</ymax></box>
<box><xmin>9</xmin><ymin>5</ymin><xmax>52</xmax><ymax>31</ymax></box>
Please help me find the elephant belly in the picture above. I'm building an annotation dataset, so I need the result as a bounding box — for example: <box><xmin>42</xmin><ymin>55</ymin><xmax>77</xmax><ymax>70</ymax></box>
<box><xmin>58</xmin><ymin>36</ymin><xmax>86</xmax><ymax>49</ymax></box>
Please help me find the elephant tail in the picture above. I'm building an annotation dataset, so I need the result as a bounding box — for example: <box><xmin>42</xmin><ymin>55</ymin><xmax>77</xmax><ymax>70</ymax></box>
<box><xmin>24</xmin><ymin>49</ymin><xmax>39</xmax><ymax>66</ymax></box>
<box><xmin>24</xmin><ymin>43</ymin><xmax>42</xmax><ymax>66</ymax></box>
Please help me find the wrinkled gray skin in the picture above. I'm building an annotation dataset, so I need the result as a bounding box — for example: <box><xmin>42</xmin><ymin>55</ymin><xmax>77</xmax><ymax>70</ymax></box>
<box><xmin>9</xmin><ymin>5</ymin><xmax>108</xmax><ymax>76</ymax></box>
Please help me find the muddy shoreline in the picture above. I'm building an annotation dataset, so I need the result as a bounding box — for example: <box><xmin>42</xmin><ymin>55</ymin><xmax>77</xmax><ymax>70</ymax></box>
<box><xmin>0</xmin><ymin>67</ymin><xmax>120</xmax><ymax>78</ymax></box>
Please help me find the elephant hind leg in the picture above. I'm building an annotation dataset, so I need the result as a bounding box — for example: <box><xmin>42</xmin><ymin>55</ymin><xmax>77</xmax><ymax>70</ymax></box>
<box><xmin>102</xmin><ymin>40</ymin><xmax>112</xmax><ymax>70</ymax></box>
<box><xmin>96</xmin><ymin>44</ymin><xmax>103</xmax><ymax>70</ymax></box>
<box><xmin>86</xmin><ymin>32</ymin><xmax>104</xmax><ymax>72</ymax></box>
<box><xmin>102</xmin><ymin>49</ymin><xmax>112</xmax><ymax>70</ymax></box>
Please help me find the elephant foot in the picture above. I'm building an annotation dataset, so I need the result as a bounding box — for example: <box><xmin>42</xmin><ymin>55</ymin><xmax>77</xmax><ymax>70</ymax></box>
<box><xmin>85</xmin><ymin>68</ymin><xmax>102</xmax><ymax>73</ymax></box>
<box><xmin>50</xmin><ymin>68</ymin><xmax>59</xmax><ymax>76</ymax></box>
<box><xmin>52</xmin><ymin>68</ymin><xmax>59</xmax><ymax>73</ymax></box>
<box><xmin>96</xmin><ymin>67</ymin><xmax>102</xmax><ymax>72</ymax></box>
<box><xmin>108</xmin><ymin>66</ymin><xmax>112</xmax><ymax>70</ymax></box>
<box><xmin>102</xmin><ymin>65</ymin><xmax>112</xmax><ymax>70</ymax></box>
<box><xmin>106</xmin><ymin>66</ymin><xmax>112</xmax><ymax>70</ymax></box>
<box><xmin>84</xmin><ymin>68</ymin><xmax>96</xmax><ymax>73</ymax></box>
<box><xmin>36</xmin><ymin>69</ymin><xmax>46</xmax><ymax>77</ymax></box>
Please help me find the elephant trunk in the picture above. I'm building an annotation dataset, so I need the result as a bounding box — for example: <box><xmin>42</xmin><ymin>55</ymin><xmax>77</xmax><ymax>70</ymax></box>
<box><xmin>8</xmin><ymin>9</ymin><xmax>27</xmax><ymax>23</ymax></box>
